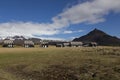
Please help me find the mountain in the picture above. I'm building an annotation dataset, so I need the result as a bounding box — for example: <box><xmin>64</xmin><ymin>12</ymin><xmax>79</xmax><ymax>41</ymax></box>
<box><xmin>5</xmin><ymin>36</ymin><xmax>26</xmax><ymax>40</ymax></box>
<box><xmin>12</xmin><ymin>36</ymin><xmax>26</xmax><ymax>40</ymax></box>
<box><xmin>73</xmin><ymin>28</ymin><xmax>120</xmax><ymax>46</ymax></box>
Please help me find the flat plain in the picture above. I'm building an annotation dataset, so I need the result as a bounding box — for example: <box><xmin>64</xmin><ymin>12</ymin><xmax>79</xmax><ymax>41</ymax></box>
<box><xmin>0</xmin><ymin>46</ymin><xmax>120</xmax><ymax>80</ymax></box>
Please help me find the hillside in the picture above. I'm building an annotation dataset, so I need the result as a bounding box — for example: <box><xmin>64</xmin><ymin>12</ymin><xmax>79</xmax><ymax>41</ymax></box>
<box><xmin>73</xmin><ymin>29</ymin><xmax>120</xmax><ymax>46</ymax></box>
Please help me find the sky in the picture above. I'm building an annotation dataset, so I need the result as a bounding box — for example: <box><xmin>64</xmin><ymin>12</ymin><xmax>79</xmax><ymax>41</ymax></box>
<box><xmin>0</xmin><ymin>0</ymin><xmax>120</xmax><ymax>40</ymax></box>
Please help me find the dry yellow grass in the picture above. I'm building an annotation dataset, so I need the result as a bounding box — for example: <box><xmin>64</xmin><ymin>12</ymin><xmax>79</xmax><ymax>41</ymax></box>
<box><xmin>0</xmin><ymin>46</ymin><xmax>119</xmax><ymax>80</ymax></box>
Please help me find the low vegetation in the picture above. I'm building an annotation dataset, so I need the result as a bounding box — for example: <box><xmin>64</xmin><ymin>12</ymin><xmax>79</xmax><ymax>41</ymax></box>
<box><xmin>0</xmin><ymin>46</ymin><xmax>119</xmax><ymax>80</ymax></box>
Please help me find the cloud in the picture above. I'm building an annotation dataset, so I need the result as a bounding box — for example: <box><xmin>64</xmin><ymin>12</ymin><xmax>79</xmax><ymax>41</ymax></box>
<box><xmin>53</xmin><ymin>0</ymin><xmax>120</xmax><ymax>24</ymax></box>
<box><xmin>77</xmin><ymin>30</ymin><xmax>84</xmax><ymax>32</ymax></box>
<box><xmin>63</xmin><ymin>30</ymin><xmax>84</xmax><ymax>34</ymax></box>
<box><xmin>38</xmin><ymin>37</ymin><xmax>65</xmax><ymax>41</ymax></box>
<box><xmin>63</xmin><ymin>30</ymin><xmax>73</xmax><ymax>34</ymax></box>
<box><xmin>0</xmin><ymin>22</ymin><xmax>61</xmax><ymax>37</ymax></box>
<box><xmin>0</xmin><ymin>0</ymin><xmax>120</xmax><ymax>39</ymax></box>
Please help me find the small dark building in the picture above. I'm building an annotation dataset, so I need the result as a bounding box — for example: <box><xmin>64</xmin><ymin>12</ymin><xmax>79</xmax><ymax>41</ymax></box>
<box><xmin>3</xmin><ymin>40</ymin><xmax>14</xmax><ymax>48</ymax></box>
<box><xmin>70</xmin><ymin>42</ymin><xmax>83</xmax><ymax>47</ymax></box>
<box><xmin>24</xmin><ymin>40</ymin><xmax>34</xmax><ymax>48</ymax></box>
<box><xmin>90</xmin><ymin>42</ymin><xmax>97</xmax><ymax>47</ymax></box>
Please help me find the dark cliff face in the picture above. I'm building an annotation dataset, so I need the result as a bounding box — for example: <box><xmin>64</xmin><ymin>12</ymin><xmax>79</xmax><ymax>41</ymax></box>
<box><xmin>73</xmin><ymin>29</ymin><xmax>120</xmax><ymax>46</ymax></box>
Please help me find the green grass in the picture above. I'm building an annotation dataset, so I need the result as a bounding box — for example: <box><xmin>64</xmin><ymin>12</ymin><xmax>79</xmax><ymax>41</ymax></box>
<box><xmin>0</xmin><ymin>47</ymin><xmax>119</xmax><ymax>80</ymax></box>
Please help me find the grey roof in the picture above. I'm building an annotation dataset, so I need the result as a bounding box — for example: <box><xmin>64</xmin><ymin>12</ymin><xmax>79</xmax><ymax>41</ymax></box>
<box><xmin>91</xmin><ymin>42</ymin><xmax>97</xmax><ymax>44</ymax></box>
<box><xmin>63</xmin><ymin>43</ymin><xmax>70</xmax><ymax>46</ymax></box>
<box><xmin>24</xmin><ymin>40</ymin><xmax>34</xmax><ymax>45</ymax></box>
<box><xmin>90</xmin><ymin>42</ymin><xmax>97</xmax><ymax>45</ymax></box>
<box><xmin>41</xmin><ymin>42</ymin><xmax>48</xmax><ymax>44</ymax></box>
<box><xmin>70</xmin><ymin>42</ymin><xmax>83</xmax><ymax>45</ymax></box>
<box><xmin>4</xmin><ymin>40</ymin><xmax>14</xmax><ymax>44</ymax></box>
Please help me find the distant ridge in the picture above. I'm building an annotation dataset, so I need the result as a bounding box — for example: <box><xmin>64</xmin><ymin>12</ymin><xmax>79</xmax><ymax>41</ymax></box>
<box><xmin>73</xmin><ymin>28</ymin><xmax>120</xmax><ymax>46</ymax></box>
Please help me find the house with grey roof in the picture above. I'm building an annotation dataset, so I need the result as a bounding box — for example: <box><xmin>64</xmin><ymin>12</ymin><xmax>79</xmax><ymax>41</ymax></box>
<box><xmin>40</xmin><ymin>41</ymin><xmax>49</xmax><ymax>48</ymax></box>
<box><xmin>90</xmin><ymin>42</ymin><xmax>97</xmax><ymax>47</ymax></box>
<box><xmin>63</xmin><ymin>42</ymin><xmax>70</xmax><ymax>47</ymax></box>
<box><xmin>24</xmin><ymin>40</ymin><xmax>34</xmax><ymax>48</ymax></box>
<box><xmin>3</xmin><ymin>40</ymin><xmax>14</xmax><ymax>48</ymax></box>
<box><xmin>83</xmin><ymin>42</ymin><xmax>97</xmax><ymax>47</ymax></box>
<box><xmin>56</xmin><ymin>43</ymin><xmax>63</xmax><ymax>47</ymax></box>
<box><xmin>70</xmin><ymin>41</ymin><xmax>83</xmax><ymax>47</ymax></box>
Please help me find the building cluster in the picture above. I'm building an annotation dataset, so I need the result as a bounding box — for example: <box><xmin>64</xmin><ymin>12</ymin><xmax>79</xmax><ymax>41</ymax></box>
<box><xmin>56</xmin><ymin>41</ymin><xmax>97</xmax><ymax>47</ymax></box>
<box><xmin>2</xmin><ymin>40</ymin><xmax>50</xmax><ymax>48</ymax></box>
<box><xmin>1</xmin><ymin>40</ymin><xmax>97</xmax><ymax>48</ymax></box>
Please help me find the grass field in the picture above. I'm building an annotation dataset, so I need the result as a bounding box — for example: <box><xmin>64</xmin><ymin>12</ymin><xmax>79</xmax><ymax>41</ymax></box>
<box><xmin>0</xmin><ymin>46</ymin><xmax>119</xmax><ymax>80</ymax></box>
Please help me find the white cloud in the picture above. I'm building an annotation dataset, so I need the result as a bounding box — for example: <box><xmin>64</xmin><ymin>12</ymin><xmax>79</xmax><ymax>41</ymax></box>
<box><xmin>53</xmin><ymin>0</ymin><xmax>120</xmax><ymax>24</ymax></box>
<box><xmin>0</xmin><ymin>0</ymin><xmax>120</xmax><ymax>39</ymax></box>
<box><xmin>37</xmin><ymin>37</ymin><xmax>65</xmax><ymax>41</ymax></box>
<box><xmin>64</xmin><ymin>30</ymin><xmax>73</xmax><ymax>34</ymax></box>
<box><xmin>63</xmin><ymin>30</ymin><xmax>84</xmax><ymax>34</ymax></box>
<box><xmin>0</xmin><ymin>22</ymin><xmax>60</xmax><ymax>37</ymax></box>
<box><xmin>78</xmin><ymin>30</ymin><xmax>84</xmax><ymax>32</ymax></box>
